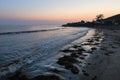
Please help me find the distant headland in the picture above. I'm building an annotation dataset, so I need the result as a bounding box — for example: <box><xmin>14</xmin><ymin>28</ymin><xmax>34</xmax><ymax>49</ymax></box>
<box><xmin>62</xmin><ymin>14</ymin><xmax>120</xmax><ymax>27</ymax></box>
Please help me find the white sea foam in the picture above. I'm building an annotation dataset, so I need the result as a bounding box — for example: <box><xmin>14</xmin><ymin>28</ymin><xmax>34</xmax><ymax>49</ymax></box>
<box><xmin>0</xmin><ymin>25</ymin><xmax>89</xmax><ymax>79</ymax></box>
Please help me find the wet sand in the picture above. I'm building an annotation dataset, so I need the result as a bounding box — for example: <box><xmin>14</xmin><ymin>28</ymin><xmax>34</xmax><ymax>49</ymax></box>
<box><xmin>55</xmin><ymin>26</ymin><xmax>120</xmax><ymax>80</ymax></box>
<box><xmin>78</xmin><ymin>26</ymin><xmax>120</xmax><ymax>80</ymax></box>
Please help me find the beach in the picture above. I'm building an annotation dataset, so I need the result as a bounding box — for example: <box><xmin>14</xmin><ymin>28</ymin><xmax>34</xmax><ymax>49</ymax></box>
<box><xmin>58</xmin><ymin>26</ymin><xmax>120</xmax><ymax>80</ymax></box>
<box><xmin>0</xmin><ymin>0</ymin><xmax>120</xmax><ymax>80</ymax></box>
<box><xmin>79</xmin><ymin>26</ymin><xmax>120</xmax><ymax>80</ymax></box>
<box><xmin>28</xmin><ymin>26</ymin><xmax>120</xmax><ymax>80</ymax></box>
<box><xmin>60</xmin><ymin>26</ymin><xmax>120</xmax><ymax>80</ymax></box>
<box><xmin>0</xmin><ymin>25</ymin><xmax>89</xmax><ymax>80</ymax></box>
<box><xmin>1</xmin><ymin>26</ymin><xmax>120</xmax><ymax>80</ymax></box>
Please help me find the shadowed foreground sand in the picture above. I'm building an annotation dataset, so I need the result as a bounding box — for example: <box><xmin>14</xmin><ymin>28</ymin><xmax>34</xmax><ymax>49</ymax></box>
<box><xmin>79</xmin><ymin>26</ymin><xmax>120</xmax><ymax>80</ymax></box>
<box><xmin>95</xmin><ymin>27</ymin><xmax>120</xmax><ymax>80</ymax></box>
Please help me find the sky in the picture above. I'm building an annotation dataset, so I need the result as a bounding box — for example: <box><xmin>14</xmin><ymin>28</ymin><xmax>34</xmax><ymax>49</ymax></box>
<box><xmin>0</xmin><ymin>0</ymin><xmax>120</xmax><ymax>25</ymax></box>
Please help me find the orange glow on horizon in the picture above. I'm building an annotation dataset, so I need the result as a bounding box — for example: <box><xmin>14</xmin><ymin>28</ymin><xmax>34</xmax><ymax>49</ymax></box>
<box><xmin>0</xmin><ymin>11</ymin><xmax>119</xmax><ymax>23</ymax></box>
<box><xmin>0</xmin><ymin>0</ymin><xmax>120</xmax><ymax>24</ymax></box>
<box><xmin>18</xmin><ymin>13</ymin><xmax>119</xmax><ymax>22</ymax></box>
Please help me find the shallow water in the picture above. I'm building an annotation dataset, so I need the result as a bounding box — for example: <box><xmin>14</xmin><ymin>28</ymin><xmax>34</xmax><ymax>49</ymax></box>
<box><xmin>0</xmin><ymin>25</ymin><xmax>89</xmax><ymax>78</ymax></box>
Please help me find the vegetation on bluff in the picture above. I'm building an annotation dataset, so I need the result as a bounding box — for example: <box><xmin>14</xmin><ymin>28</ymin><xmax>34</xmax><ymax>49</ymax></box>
<box><xmin>62</xmin><ymin>14</ymin><xmax>120</xmax><ymax>27</ymax></box>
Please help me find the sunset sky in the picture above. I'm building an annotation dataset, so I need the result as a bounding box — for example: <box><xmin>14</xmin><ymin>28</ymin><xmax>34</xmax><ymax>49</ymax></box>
<box><xmin>0</xmin><ymin>0</ymin><xmax>120</xmax><ymax>25</ymax></box>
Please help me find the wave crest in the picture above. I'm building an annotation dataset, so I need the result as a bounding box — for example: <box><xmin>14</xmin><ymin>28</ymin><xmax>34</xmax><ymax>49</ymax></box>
<box><xmin>0</xmin><ymin>28</ymin><xmax>62</xmax><ymax>35</ymax></box>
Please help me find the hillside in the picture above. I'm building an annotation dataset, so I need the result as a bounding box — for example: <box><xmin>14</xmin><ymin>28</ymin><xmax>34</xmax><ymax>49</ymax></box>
<box><xmin>104</xmin><ymin>14</ymin><xmax>120</xmax><ymax>22</ymax></box>
<box><xmin>62</xmin><ymin>14</ymin><xmax>120</xmax><ymax>27</ymax></box>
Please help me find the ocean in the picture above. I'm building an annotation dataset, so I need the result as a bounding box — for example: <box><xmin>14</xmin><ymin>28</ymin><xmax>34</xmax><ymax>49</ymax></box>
<box><xmin>0</xmin><ymin>24</ymin><xmax>89</xmax><ymax>79</ymax></box>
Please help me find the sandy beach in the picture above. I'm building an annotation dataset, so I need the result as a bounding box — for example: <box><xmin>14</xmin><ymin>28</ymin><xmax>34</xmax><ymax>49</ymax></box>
<box><xmin>1</xmin><ymin>0</ymin><xmax>120</xmax><ymax>80</ymax></box>
<box><xmin>80</xmin><ymin>26</ymin><xmax>120</xmax><ymax>80</ymax></box>
<box><xmin>53</xmin><ymin>26</ymin><xmax>120</xmax><ymax>80</ymax></box>
<box><xmin>5</xmin><ymin>26</ymin><xmax>120</xmax><ymax>80</ymax></box>
<box><xmin>57</xmin><ymin>26</ymin><xmax>120</xmax><ymax>80</ymax></box>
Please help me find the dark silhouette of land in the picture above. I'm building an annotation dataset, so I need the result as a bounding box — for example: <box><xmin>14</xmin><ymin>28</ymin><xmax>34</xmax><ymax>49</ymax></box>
<box><xmin>62</xmin><ymin>14</ymin><xmax>120</xmax><ymax>27</ymax></box>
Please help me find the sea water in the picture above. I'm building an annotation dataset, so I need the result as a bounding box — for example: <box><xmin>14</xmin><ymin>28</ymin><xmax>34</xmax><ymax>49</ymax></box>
<box><xmin>0</xmin><ymin>25</ymin><xmax>89</xmax><ymax>79</ymax></box>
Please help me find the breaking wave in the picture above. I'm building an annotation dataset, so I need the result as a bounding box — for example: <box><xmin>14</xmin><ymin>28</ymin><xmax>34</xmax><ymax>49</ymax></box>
<box><xmin>0</xmin><ymin>28</ymin><xmax>62</xmax><ymax>35</ymax></box>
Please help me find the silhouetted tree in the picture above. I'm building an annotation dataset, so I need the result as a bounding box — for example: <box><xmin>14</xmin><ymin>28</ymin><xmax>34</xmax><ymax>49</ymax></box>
<box><xmin>80</xmin><ymin>20</ymin><xmax>85</xmax><ymax>24</ymax></box>
<box><xmin>96</xmin><ymin>14</ymin><xmax>104</xmax><ymax>21</ymax></box>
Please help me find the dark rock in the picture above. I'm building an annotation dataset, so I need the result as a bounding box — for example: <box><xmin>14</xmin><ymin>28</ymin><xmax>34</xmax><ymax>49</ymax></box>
<box><xmin>111</xmin><ymin>46</ymin><xmax>116</xmax><ymax>48</ymax></box>
<box><xmin>83</xmin><ymin>72</ymin><xmax>89</xmax><ymax>76</ymax></box>
<box><xmin>52</xmin><ymin>68</ymin><xmax>60</xmax><ymax>73</ymax></box>
<box><xmin>65</xmin><ymin>63</ymin><xmax>73</xmax><ymax>69</ymax></box>
<box><xmin>57</xmin><ymin>56</ymin><xmax>79</xmax><ymax>74</ymax></box>
<box><xmin>87</xmin><ymin>39</ymin><xmax>94</xmax><ymax>43</ymax></box>
<box><xmin>91</xmin><ymin>47</ymin><xmax>97</xmax><ymax>50</ymax></box>
<box><xmin>100</xmin><ymin>47</ymin><xmax>106</xmax><ymax>50</ymax></box>
<box><xmin>85</xmin><ymin>50</ymin><xmax>93</xmax><ymax>53</ymax></box>
<box><xmin>60</xmin><ymin>49</ymin><xmax>71</xmax><ymax>53</ymax></box>
<box><xmin>7</xmin><ymin>71</ymin><xmax>29</xmax><ymax>80</ymax></box>
<box><xmin>82</xmin><ymin>69</ymin><xmax>90</xmax><ymax>76</ymax></box>
<box><xmin>78</xmin><ymin>48</ymin><xmax>86</xmax><ymax>52</ymax></box>
<box><xmin>71</xmin><ymin>66</ymin><xmax>79</xmax><ymax>74</ymax></box>
<box><xmin>79</xmin><ymin>56</ymin><xmax>85</xmax><ymax>60</ymax></box>
<box><xmin>94</xmin><ymin>38</ymin><xmax>100</xmax><ymax>41</ymax></box>
<box><xmin>32</xmin><ymin>74</ymin><xmax>62</xmax><ymax>80</ymax></box>
<box><xmin>93</xmin><ymin>43</ymin><xmax>99</xmax><ymax>45</ymax></box>
<box><xmin>65</xmin><ymin>64</ymin><xmax>79</xmax><ymax>74</ymax></box>
<box><xmin>71</xmin><ymin>53</ymin><xmax>79</xmax><ymax>57</ymax></box>
<box><xmin>73</xmin><ymin>45</ymin><xmax>79</xmax><ymax>48</ymax></box>
<box><xmin>60</xmin><ymin>48</ymin><xmax>78</xmax><ymax>53</ymax></box>
<box><xmin>92</xmin><ymin>76</ymin><xmax>97</xmax><ymax>80</ymax></box>
<box><xmin>87</xmin><ymin>63</ymin><xmax>91</xmax><ymax>65</ymax></box>
<box><xmin>72</xmin><ymin>51</ymin><xmax>80</xmax><ymax>54</ymax></box>
<box><xmin>104</xmin><ymin>53</ymin><xmax>110</xmax><ymax>56</ymax></box>
<box><xmin>82</xmin><ymin>69</ymin><xmax>86</xmax><ymax>73</ymax></box>
<box><xmin>57</xmin><ymin>56</ymin><xmax>77</xmax><ymax>65</ymax></box>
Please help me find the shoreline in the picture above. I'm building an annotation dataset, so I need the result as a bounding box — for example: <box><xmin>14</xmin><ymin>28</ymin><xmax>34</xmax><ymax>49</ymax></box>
<box><xmin>6</xmin><ymin>28</ymin><xmax>103</xmax><ymax>80</ymax></box>
<box><xmin>3</xmin><ymin>26</ymin><xmax>120</xmax><ymax>80</ymax></box>
<box><xmin>57</xmin><ymin>29</ymin><xmax>104</xmax><ymax>79</ymax></box>
<box><xmin>56</xmin><ymin>26</ymin><xmax>120</xmax><ymax>80</ymax></box>
<box><xmin>80</xmin><ymin>26</ymin><xmax>120</xmax><ymax>80</ymax></box>
<box><xmin>0</xmin><ymin>28</ymin><xmax>92</xmax><ymax>80</ymax></box>
<box><xmin>1</xmin><ymin>28</ymin><xmax>97</xmax><ymax>80</ymax></box>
